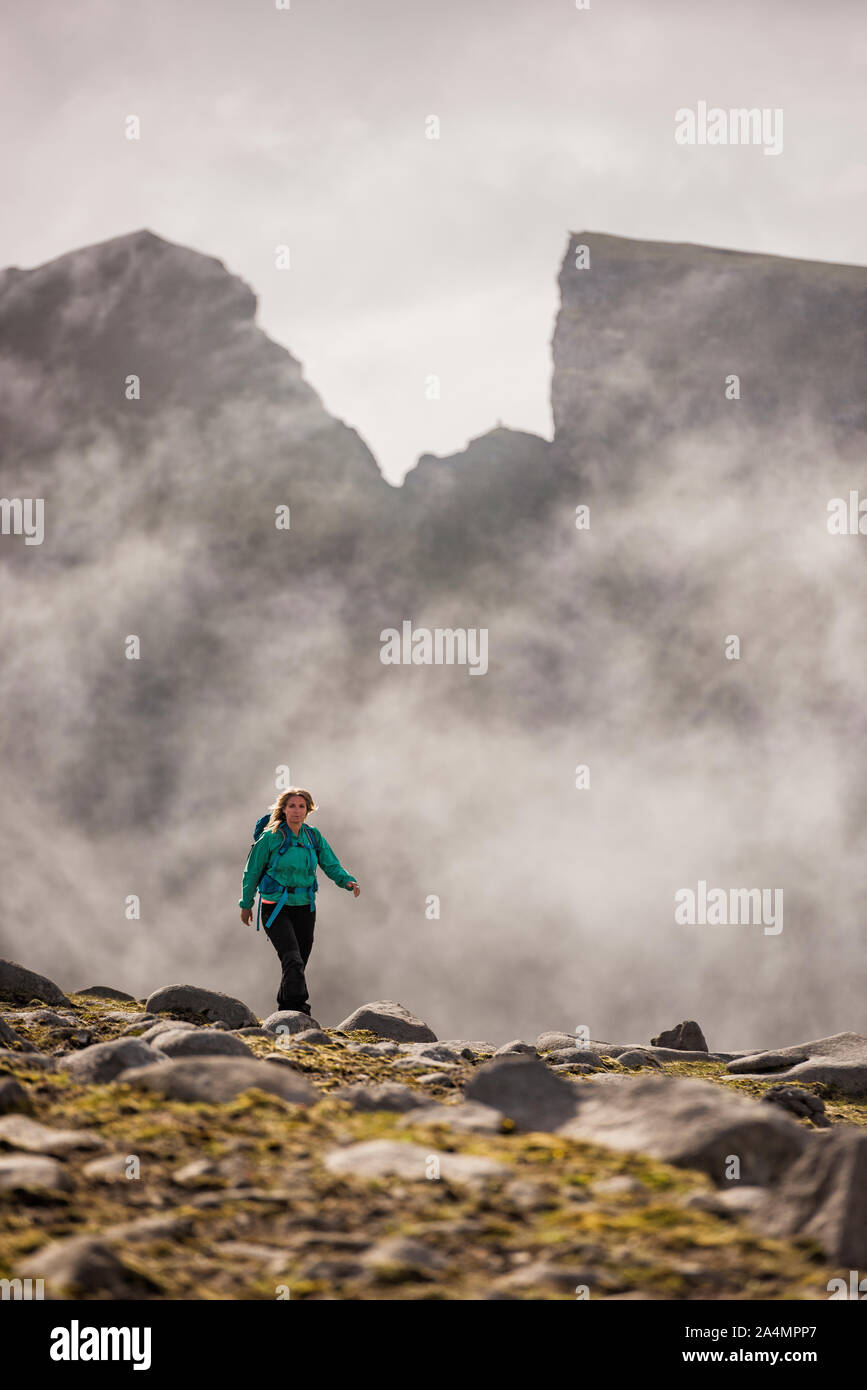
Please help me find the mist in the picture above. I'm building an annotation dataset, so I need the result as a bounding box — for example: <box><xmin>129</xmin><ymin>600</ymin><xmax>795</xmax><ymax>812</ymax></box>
<box><xmin>1</xmin><ymin>226</ymin><xmax>865</xmax><ymax>1049</ymax></box>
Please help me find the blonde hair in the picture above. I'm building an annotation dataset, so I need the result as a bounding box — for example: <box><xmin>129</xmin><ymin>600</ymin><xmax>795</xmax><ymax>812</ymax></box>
<box><xmin>265</xmin><ymin>787</ymin><xmax>317</xmax><ymax>834</ymax></box>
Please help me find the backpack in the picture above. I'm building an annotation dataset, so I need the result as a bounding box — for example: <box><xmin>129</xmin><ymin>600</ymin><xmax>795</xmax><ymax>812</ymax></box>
<box><xmin>251</xmin><ymin>813</ymin><xmax>320</xmax><ymax>931</ymax></box>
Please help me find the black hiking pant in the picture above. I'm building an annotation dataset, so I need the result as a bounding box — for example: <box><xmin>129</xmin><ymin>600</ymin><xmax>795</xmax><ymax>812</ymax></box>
<box><xmin>264</xmin><ymin>902</ymin><xmax>316</xmax><ymax>1014</ymax></box>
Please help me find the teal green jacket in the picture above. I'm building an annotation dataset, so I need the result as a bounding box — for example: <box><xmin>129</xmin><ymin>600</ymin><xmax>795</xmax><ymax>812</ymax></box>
<box><xmin>239</xmin><ymin>824</ymin><xmax>355</xmax><ymax>910</ymax></box>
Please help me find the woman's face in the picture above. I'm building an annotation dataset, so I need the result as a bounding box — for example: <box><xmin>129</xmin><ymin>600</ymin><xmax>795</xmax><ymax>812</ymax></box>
<box><xmin>284</xmin><ymin>795</ymin><xmax>308</xmax><ymax>829</ymax></box>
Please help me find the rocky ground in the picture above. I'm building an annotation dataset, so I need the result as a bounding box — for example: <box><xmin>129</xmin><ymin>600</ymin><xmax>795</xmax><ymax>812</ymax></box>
<box><xmin>1</xmin><ymin>959</ymin><xmax>864</xmax><ymax>1301</ymax></box>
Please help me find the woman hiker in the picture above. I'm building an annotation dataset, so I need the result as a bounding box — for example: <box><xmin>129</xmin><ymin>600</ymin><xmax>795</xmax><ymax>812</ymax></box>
<box><xmin>239</xmin><ymin>788</ymin><xmax>360</xmax><ymax>1017</ymax></box>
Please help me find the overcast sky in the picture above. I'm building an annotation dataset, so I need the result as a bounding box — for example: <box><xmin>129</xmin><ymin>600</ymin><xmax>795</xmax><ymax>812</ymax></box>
<box><xmin>3</xmin><ymin>0</ymin><xmax>865</xmax><ymax>482</ymax></box>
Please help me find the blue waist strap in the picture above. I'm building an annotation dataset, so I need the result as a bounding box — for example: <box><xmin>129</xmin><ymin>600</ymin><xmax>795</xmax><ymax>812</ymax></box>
<box><xmin>256</xmin><ymin>881</ymin><xmax>317</xmax><ymax>931</ymax></box>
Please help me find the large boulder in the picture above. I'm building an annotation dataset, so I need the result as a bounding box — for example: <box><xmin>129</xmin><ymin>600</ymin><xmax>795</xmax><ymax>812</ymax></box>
<box><xmin>58</xmin><ymin>1038</ymin><xmax>161</xmax><ymax>1084</ymax></box>
<box><xmin>337</xmin><ymin>1000</ymin><xmax>436</xmax><ymax>1043</ymax></box>
<box><xmin>726</xmin><ymin>1032</ymin><xmax>867</xmax><ymax>1098</ymax></box>
<box><xmin>558</xmin><ymin>1073</ymin><xmax>807</xmax><ymax>1186</ymax></box>
<box><xmin>756</xmin><ymin>1128</ymin><xmax>867</xmax><ymax>1265</ymax></box>
<box><xmin>145</xmin><ymin>984</ymin><xmax>258</xmax><ymax>1029</ymax></box>
<box><xmin>650</xmin><ymin>1020</ymin><xmax>709</xmax><ymax>1051</ymax></box>
<box><xmin>0</xmin><ymin>959</ymin><xmax>70</xmax><ymax>1007</ymax></box>
<box><xmin>151</xmin><ymin>1029</ymin><xmax>253</xmax><ymax>1059</ymax></box>
<box><xmin>464</xmin><ymin>1055</ymin><xmax>580</xmax><ymax>1131</ymax></box>
<box><xmin>118</xmin><ymin>1056</ymin><xmax>318</xmax><ymax>1105</ymax></box>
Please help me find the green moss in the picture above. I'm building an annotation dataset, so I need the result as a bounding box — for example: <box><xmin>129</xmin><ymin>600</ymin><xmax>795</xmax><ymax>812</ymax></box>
<box><xmin>0</xmin><ymin>1004</ymin><xmax>856</xmax><ymax>1301</ymax></box>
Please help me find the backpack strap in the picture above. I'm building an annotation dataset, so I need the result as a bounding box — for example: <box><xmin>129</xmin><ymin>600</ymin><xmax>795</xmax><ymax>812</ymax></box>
<box><xmin>302</xmin><ymin>824</ymin><xmax>319</xmax><ymax>913</ymax></box>
<box><xmin>259</xmin><ymin>886</ymin><xmax>289</xmax><ymax>932</ymax></box>
<box><xmin>256</xmin><ymin>824</ymin><xmax>319</xmax><ymax>927</ymax></box>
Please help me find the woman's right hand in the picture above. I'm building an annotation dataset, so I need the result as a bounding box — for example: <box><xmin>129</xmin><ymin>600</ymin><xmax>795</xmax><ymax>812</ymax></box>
<box><xmin>240</xmin><ymin>908</ymin><xmax>253</xmax><ymax>925</ymax></box>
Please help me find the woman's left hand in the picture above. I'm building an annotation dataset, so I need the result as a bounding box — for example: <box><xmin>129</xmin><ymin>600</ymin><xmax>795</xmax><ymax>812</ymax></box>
<box><xmin>347</xmin><ymin>881</ymin><xmax>361</xmax><ymax>897</ymax></box>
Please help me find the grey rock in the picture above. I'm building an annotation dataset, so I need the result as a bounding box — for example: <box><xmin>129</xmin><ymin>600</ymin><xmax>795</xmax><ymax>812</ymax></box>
<box><xmin>332</xmin><ymin>1082</ymin><xmax>426</xmax><ymax>1113</ymax></box>
<box><xmin>288</xmin><ymin>1029</ymin><xmax>335</xmax><ymax>1046</ymax></box>
<box><xmin>0</xmin><ymin>959</ymin><xmax>71</xmax><ymax>1007</ymax></box>
<box><xmin>152</xmin><ymin>1029</ymin><xmax>253</xmax><ymax>1059</ymax></box>
<box><xmin>13</xmin><ymin>1010</ymin><xmax>81</xmax><ymax>1025</ymax></box>
<box><xmin>139</xmin><ymin>1019</ymin><xmax>199</xmax><ymax>1043</ymax></box>
<box><xmin>74</xmin><ymin>986</ymin><xmax>137</xmax><ymax>1002</ymax></box>
<box><xmin>494</xmin><ymin>1259</ymin><xmax>595</xmax><ymax>1291</ymax></box>
<box><xmin>399</xmin><ymin>1042</ymin><xmax>463</xmax><ymax>1063</ymax></box>
<box><xmin>118</xmin><ymin>1056</ymin><xmax>318</xmax><ymax>1105</ymax></box>
<box><xmin>173</xmin><ymin>1157</ymin><xmax>219</xmax><ymax>1186</ymax></box>
<box><xmin>212</xmin><ymin>1240</ymin><xmax>289</xmax><ymax>1272</ymax></box>
<box><xmin>261</xmin><ymin>1010</ymin><xmax>322</xmax><ymax>1035</ymax></box>
<box><xmin>0</xmin><ymin>1078</ymin><xmax>33</xmax><ymax>1115</ymax></box>
<box><xmin>233</xmin><ymin>1027</ymin><xmax>274</xmax><ymax>1038</ymax></box>
<box><xmin>761</xmin><ymin>1085</ymin><xmax>829</xmax><ymax>1127</ymax></box>
<box><xmin>616</xmin><ymin>1049</ymin><xmax>663</xmax><ymax>1070</ymax></box>
<box><xmin>391</xmin><ymin>1056</ymin><xmax>456</xmax><ymax>1072</ymax></box>
<box><xmin>584</xmin><ymin>1041</ymin><xmax>722</xmax><ymax>1062</ymax></box>
<box><xmin>102</xmin><ymin>1213</ymin><xmax>194</xmax><ymax>1242</ymax></box>
<box><xmin>536</xmin><ymin>1031</ymin><xmax>585</xmax><ymax>1053</ymax></box>
<box><xmin>20</xmin><ymin>1236</ymin><xmax>157</xmax><ymax>1297</ymax></box>
<box><xmin>0</xmin><ymin>1153</ymin><xmax>73</xmax><ymax>1191</ymax></box>
<box><xmin>82</xmin><ymin>1153</ymin><xmax>140</xmax><ymax>1181</ymax></box>
<box><xmin>547</xmin><ymin>1048</ymin><xmax>605</xmax><ymax>1066</ymax></box>
<box><xmin>337</xmin><ymin>1000</ymin><xmax>437</xmax><ymax>1043</ymax></box>
<box><xmin>0</xmin><ymin>1018</ymin><xmax>37</xmax><ymax>1053</ymax></box>
<box><xmin>0</xmin><ymin>1049</ymin><xmax>57</xmax><ymax>1070</ymax></box>
<box><xmin>493</xmin><ymin>1039</ymin><xmax>537</xmax><ymax>1056</ymax></box>
<box><xmin>726</xmin><ymin>1032</ymin><xmax>867</xmax><ymax>1098</ymax></box>
<box><xmin>361</xmin><ymin>1235</ymin><xmax>447</xmax><ymax>1274</ymax></box>
<box><xmin>682</xmin><ymin>1186</ymin><xmax>767</xmax><ymax>1216</ymax></box>
<box><xmin>0</xmin><ymin>1115</ymin><xmax>104</xmax><ymax>1154</ymax></box>
<box><xmin>438</xmin><ymin>1040</ymin><xmax>496</xmax><ymax>1058</ymax></box>
<box><xmin>345</xmin><ymin>1041</ymin><xmax>401</xmax><ymax>1057</ymax></box>
<box><xmin>58</xmin><ymin>1038</ymin><xmax>161</xmax><ymax>1084</ymax></box>
<box><xmin>757</xmin><ymin>1128</ymin><xmax>867</xmax><ymax>1265</ymax></box>
<box><xmin>592</xmin><ymin>1174</ymin><xmax>646</xmax><ymax>1196</ymax></box>
<box><xmin>324</xmin><ymin>1138</ymin><xmax>507</xmax><ymax>1184</ymax></box>
<box><xmin>146</xmin><ymin>983</ymin><xmax>258</xmax><ymax>1029</ymax></box>
<box><xmin>650</xmin><ymin>1020</ymin><xmax>709</xmax><ymax>1052</ymax></box>
<box><xmin>558</xmin><ymin>1073</ymin><xmax>807</xmax><ymax>1186</ymax></box>
<box><xmin>552</xmin><ymin>1062</ymin><xmax>597</xmax><ymax>1074</ymax></box>
<box><xmin>465</xmin><ymin>1055</ymin><xmax>581</xmax><ymax>1131</ymax></box>
<box><xmin>416</xmin><ymin>1072</ymin><xmax>457</xmax><ymax>1087</ymax></box>
<box><xmin>398</xmin><ymin>1101</ymin><xmax>506</xmax><ymax>1134</ymax></box>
